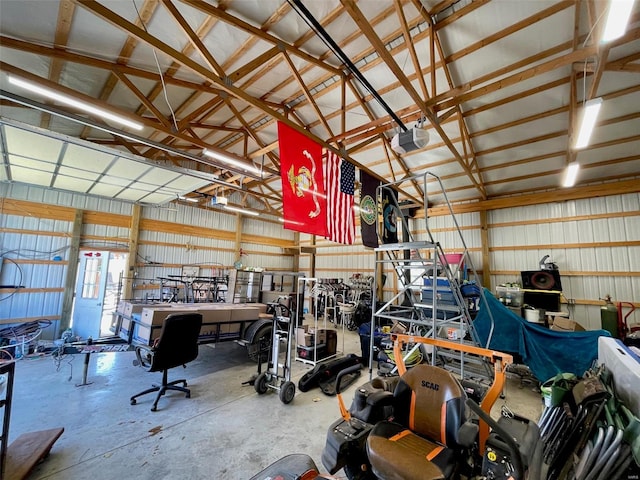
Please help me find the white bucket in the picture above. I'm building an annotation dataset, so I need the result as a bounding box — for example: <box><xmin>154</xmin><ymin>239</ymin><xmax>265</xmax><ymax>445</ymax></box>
<box><xmin>524</xmin><ymin>308</ymin><xmax>542</xmax><ymax>323</ymax></box>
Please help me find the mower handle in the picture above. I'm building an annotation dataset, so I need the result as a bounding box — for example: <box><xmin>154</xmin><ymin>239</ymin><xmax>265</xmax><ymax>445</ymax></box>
<box><xmin>336</xmin><ymin>364</ymin><xmax>361</xmax><ymax>395</ymax></box>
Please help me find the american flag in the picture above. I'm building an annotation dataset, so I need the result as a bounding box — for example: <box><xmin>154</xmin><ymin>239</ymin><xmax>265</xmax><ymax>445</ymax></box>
<box><xmin>324</xmin><ymin>150</ymin><xmax>355</xmax><ymax>244</ymax></box>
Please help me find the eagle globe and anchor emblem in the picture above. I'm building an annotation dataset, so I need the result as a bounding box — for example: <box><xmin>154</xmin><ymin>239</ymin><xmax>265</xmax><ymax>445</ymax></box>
<box><xmin>287</xmin><ymin>149</ymin><xmax>322</xmax><ymax>218</ymax></box>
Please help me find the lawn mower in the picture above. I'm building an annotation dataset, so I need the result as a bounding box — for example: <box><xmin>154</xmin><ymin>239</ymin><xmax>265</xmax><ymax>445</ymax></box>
<box><xmin>320</xmin><ymin>334</ymin><xmax>543</xmax><ymax>480</ymax></box>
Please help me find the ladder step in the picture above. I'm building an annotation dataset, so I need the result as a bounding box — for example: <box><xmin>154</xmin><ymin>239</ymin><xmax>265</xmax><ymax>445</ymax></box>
<box><xmin>415</xmin><ymin>303</ymin><xmax>463</xmax><ymax>313</ymax></box>
<box><xmin>440</xmin><ymin>362</ymin><xmax>493</xmax><ymax>381</ymax></box>
<box><xmin>375</xmin><ymin>241</ymin><xmax>437</xmax><ymax>251</ymax></box>
<box><xmin>436</xmin><ymin>349</ymin><xmax>487</xmax><ymax>364</ymax></box>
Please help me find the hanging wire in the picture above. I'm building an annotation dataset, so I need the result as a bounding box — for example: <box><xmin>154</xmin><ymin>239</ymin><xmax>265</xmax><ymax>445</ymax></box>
<box><xmin>132</xmin><ymin>0</ymin><xmax>180</xmax><ymax>133</ymax></box>
<box><xmin>0</xmin><ymin>256</ymin><xmax>23</xmax><ymax>302</ymax></box>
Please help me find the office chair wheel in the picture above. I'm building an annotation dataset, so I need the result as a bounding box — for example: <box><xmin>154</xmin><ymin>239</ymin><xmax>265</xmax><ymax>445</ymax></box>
<box><xmin>186</xmin><ymin>392</ymin><xmax>191</xmax><ymax>398</ymax></box>
<box><xmin>151</xmin><ymin>405</ymin><xmax>157</xmax><ymax>412</ymax></box>
<box><xmin>254</xmin><ymin>372</ymin><xmax>269</xmax><ymax>394</ymax></box>
<box><xmin>279</xmin><ymin>381</ymin><xmax>295</xmax><ymax>404</ymax></box>
<box><xmin>130</xmin><ymin>399</ymin><xmax>137</xmax><ymax>405</ymax></box>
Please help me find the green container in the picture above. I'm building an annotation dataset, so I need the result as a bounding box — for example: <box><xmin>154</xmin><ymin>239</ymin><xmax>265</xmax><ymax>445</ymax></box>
<box><xmin>601</xmin><ymin>299</ymin><xmax>618</xmax><ymax>338</ymax></box>
<box><xmin>541</xmin><ymin>373</ymin><xmax>577</xmax><ymax>407</ymax></box>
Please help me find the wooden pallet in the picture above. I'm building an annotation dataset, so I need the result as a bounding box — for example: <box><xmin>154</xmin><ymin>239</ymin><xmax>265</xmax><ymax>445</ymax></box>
<box><xmin>4</xmin><ymin>427</ymin><xmax>64</xmax><ymax>480</ymax></box>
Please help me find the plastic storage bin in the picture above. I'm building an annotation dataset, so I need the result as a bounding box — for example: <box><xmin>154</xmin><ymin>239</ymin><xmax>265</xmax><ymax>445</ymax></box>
<box><xmin>496</xmin><ymin>286</ymin><xmax>523</xmax><ymax>307</ymax></box>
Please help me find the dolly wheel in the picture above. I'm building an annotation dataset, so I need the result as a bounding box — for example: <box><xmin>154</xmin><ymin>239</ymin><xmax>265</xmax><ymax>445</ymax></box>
<box><xmin>279</xmin><ymin>381</ymin><xmax>296</xmax><ymax>404</ymax></box>
<box><xmin>255</xmin><ymin>372</ymin><xmax>269</xmax><ymax>394</ymax></box>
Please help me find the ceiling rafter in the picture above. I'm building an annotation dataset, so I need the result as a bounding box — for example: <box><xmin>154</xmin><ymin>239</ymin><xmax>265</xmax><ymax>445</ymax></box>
<box><xmin>178</xmin><ymin>0</ymin><xmax>343</xmax><ymax>77</ymax></box>
<box><xmin>2</xmin><ymin>0</ymin><xmax>639</xmax><ymax>210</ymax></box>
<box><xmin>281</xmin><ymin>50</ymin><xmax>334</xmax><ymax>137</ymax></box>
<box><xmin>435</xmin><ymin>26</ymin><xmax>640</xmax><ymax>112</ymax></box>
<box><xmin>340</xmin><ymin>0</ymin><xmax>486</xmax><ymax>199</ymax></box>
<box><xmin>344</xmin><ymin>76</ymin><xmax>423</xmax><ymax>204</ymax></box>
<box><xmin>113</xmin><ymin>70</ymin><xmax>170</xmax><ymax>128</ymax></box>
<box><xmin>394</xmin><ymin>0</ymin><xmax>429</xmax><ymax>101</ymax></box>
<box><xmin>42</xmin><ymin>0</ymin><xmax>76</xmax><ymax>131</ymax></box>
<box><xmin>79</xmin><ymin>0</ymin><xmax>160</xmax><ymax>140</ymax></box>
<box><xmin>0</xmin><ymin>35</ymin><xmax>225</xmax><ymax>93</ymax></box>
<box><xmin>73</xmin><ymin>0</ymin><xmax>383</xmax><ymax>184</ymax></box>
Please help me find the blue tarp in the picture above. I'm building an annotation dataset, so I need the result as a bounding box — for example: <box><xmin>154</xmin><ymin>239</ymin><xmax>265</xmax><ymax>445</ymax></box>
<box><xmin>473</xmin><ymin>289</ymin><xmax>610</xmax><ymax>382</ymax></box>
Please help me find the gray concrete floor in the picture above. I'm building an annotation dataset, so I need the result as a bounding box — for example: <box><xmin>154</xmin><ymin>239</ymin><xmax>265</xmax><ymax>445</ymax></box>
<box><xmin>6</xmin><ymin>329</ymin><xmax>544</xmax><ymax>479</ymax></box>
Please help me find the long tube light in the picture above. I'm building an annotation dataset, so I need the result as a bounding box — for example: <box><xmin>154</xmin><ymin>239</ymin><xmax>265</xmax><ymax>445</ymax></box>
<box><xmin>177</xmin><ymin>195</ymin><xmax>199</xmax><ymax>203</ymax></box>
<box><xmin>0</xmin><ymin>90</ymin><xmax>260</xmax><ymax>190</ymax></box>
<box><xmin>7</xmin><ymin>75</ymin><xmax>144</xmax><ymax>131</ymax></box>
<box><xmin>562</xmin><ymin>161</ymin><xmax>580</xmax><ymax>187</ymax></box>
<box><xmin>224</xmin><ymin>205</ymin><xmax>259</xmax><ymax>216</ymax></box>
<box><xmin>573</xmin><ymin>97</ymin><xmax>602</xmax><ymax>149</ymax></box>
<box><xmin>602</xmin><ymin>0</ymin><xmax>636</xmax><ymax>42</ymax></box>
<box><xmin>203</xmin><ymin>148</ymin><xmax>262</xmax><ymax>176</ymax></box>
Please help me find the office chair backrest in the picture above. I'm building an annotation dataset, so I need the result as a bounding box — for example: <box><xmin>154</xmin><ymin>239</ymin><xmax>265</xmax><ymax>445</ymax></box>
<box><xmin>392</xmin><ymin>364</ymin><xmax>468</xmax><ymax>447</ymax></box>
<box><xmin>150</xmin><ymin>313</ymin><xmax>203</xmax><ymax>372</ymax></box>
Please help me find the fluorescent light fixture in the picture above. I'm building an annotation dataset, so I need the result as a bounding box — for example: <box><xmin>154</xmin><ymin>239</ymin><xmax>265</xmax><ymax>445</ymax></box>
<box><xmin>602</xmin><ymin>0</ymin><xmax>635</xmax><ymax>42</ymax></box>
<box><xmin>224</xmin><ymin>205</ymin><xmax>259</xmax><ymax>216</ymax></box>
<box><xmin>574</xmin><ymin>97</ymin><xmax>602</xmax><ymax>149</ymax></box>
<box><xmin>562</xmin><ymin>161</ymin><xmax>580</xmax><ymax>187</ymax></box>
<box><xmin>7</xmin><ymin>75</ymin><xmax>144</xmax><ymax>131</ymax></box>
<box><xmin>203</xmin><ymin>148</ymin><xmax>262</xmax><ymax>176</ymax></box>
<box><xmin>279</xmin><ymin>217</ymin><xmax>304</xmax><ymax>226</ymax></box>
<box><xmin>177</xmin><ymin>195</ymin><xmax>199</xmax><ymax>203</ymax></box>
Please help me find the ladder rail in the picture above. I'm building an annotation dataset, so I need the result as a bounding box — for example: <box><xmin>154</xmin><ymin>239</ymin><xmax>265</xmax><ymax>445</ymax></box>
<box><xmin>421</xmin><ymin>171</ymin><xmax>496</xmax><ymax>348</ymax></box>
<box><xmin>369</xmin><ymin>174</ymin><xmax>496</xmax><ymax>382</ymax></box>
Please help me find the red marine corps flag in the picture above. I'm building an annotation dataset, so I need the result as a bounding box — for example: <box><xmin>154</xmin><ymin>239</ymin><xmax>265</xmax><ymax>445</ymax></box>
<box><xmin>277</xmin><ymin>121</ymin><xmax>328</xmax><ymax>237</ymax></box>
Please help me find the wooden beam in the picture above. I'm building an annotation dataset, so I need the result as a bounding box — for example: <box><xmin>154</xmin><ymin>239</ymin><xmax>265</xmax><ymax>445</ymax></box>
<box><xmin>42</xmin><ymin>0</ymin><xmax>76</xmax><ymax>130</ymax></box>
<box><xmin>340</xmin><ymin>0</ymin><xmax>487</xmax><ymax>199</ymax></box>
<box><xmin>59</xmin><ymin>209</ymin><xmax>83</xmax><ymax>337</ymax></box>
<box><xmin>75</xmin><ymin>0</ymin><xmax>376</xmax><ymax>184</ymax></box>
<box><xmin>426</xmin><ymin>178</ymin><xmax>640</xmax><ymax>216</ymax></box>
<box><xmin>479</xmin><ymin>210</ymin><xmax>491</xmax><ymax>291</ymax></box>
<box><xmin>124</xmin><ymin>204</ymin><xmax>141</xmax><ymax>300</ymax></box>
<box><xmin>282</xmin><ymin>50</ymin><xmax>334</xmax><ymax>137</ymax></box>
<box><xmin>178</xmin><ymin>0</ymin><xmax>342</xmax><ymax>76</ymax></box>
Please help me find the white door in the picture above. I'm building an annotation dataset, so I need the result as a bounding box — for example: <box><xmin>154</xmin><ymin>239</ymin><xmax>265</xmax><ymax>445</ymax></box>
<box><xmin>72</xmin><ymin>251</ymin><xmax>109</xmax><ymax>340</ymax></box>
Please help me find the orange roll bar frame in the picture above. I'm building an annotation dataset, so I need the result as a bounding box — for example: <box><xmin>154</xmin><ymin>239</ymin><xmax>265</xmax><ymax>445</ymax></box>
<box><xmin>391</xmin><ymin>333</ymin><xmax>513</xmax><ymax>453</ymax></box>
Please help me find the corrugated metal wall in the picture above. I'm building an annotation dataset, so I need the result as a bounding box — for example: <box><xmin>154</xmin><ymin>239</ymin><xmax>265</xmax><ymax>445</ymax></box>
<box><xmin>489</xmin><ymin>193</ymin><xmax>640</xmax><ymax>329</ymax></box>
<box><xmin>1</xmin><ymin>183</ymin><xmax>134</xmax><ymax>338</ymax></box>
<box><xmin>2</xmin><ymin>181</ymin><xmax>638</xmax><ymax>338</ymax></box>
<box><xmin>1</xmin><ymin>183</ymin><xmax>298</xmax><ymax>339</ymax></box>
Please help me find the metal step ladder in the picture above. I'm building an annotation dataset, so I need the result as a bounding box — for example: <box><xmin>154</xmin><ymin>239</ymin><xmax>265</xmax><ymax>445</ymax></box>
<box><xmin>370</xmin><ymin>173</ymin><xmax>496</xmax><ymax>383</ymax></box>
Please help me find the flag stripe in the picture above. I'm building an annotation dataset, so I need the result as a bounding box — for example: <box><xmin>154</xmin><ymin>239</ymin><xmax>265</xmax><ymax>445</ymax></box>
<box><xmin>324</xmin><ymin>150</ymin><xmax>355</xmax><ymax>245</ymax></box>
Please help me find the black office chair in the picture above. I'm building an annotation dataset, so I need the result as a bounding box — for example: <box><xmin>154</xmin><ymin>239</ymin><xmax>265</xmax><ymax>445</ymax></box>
<box><xmin>130</xmin><ymin>313</ymin><xmax>203</xmax><ymax>411</ymax></box>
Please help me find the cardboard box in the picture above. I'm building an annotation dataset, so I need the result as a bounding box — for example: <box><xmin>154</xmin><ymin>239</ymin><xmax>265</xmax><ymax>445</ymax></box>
<box><xmin>296</xmin><ymin>325</ymin><xmax>312</xmax><ymax>346</ymax></box>
<box><xmin>119</xmin><ymin>301</ymin><xmax>154</xmax><ymax>318</ymax></box>
<box><xmin>220</xmin><ymin>322</ymin><xmax>242</xmax><ymax>337</ymax></box>
<box><xmin>118</xmin><ymin>312</ymin><xmax>142</xmax><ymax>341</ymax></box>
<box><xmin>132</xmin><ymin>322</ymin><xmax>162</xmax><ymax>345</ymax></box>
<box><xmin>230</xmin><ymin>306</ymin><xmax>261</xmax><ymax>321</ymax></box>
<box><xmin>309</xmin><ymin>328</ymin><xmax>325</xmax><ymax>345</ymax></box>
<box><xmin>310</xmin><ymin>328</ymin><xmax>336</xmax><ymax>345</ymax></box>
<box><xmin>550</xmin><ymin>317</ymin><xmax>586</xmax><ymax>332</ymax></box>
